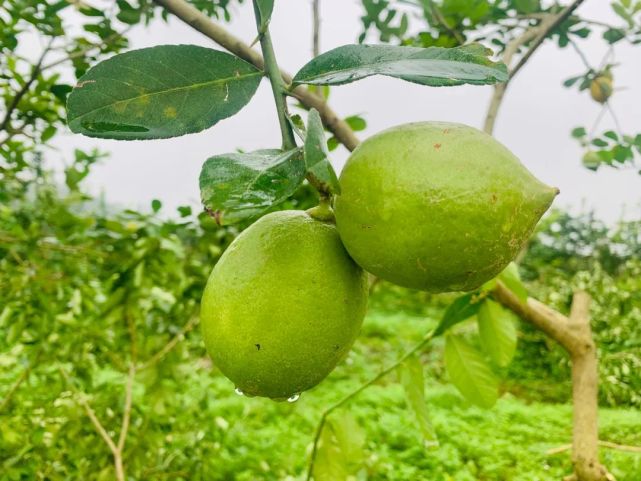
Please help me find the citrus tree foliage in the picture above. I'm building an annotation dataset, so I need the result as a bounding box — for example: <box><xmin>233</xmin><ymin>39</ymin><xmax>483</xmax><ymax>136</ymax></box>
<box><xmin>515</xmin><ymin>211</ymin><xmax>641</xmax><ymax>407</ymax></box>
<box><xmin>358</xmin><ymin>0</ymin><xmax>641</xmax><ymax>173</ymax></box>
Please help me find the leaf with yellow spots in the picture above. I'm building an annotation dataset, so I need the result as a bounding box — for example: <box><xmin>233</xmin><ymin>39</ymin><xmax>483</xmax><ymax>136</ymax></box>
<box><xmin>67</xmin><ymin>45</ymin><xmax>262</xmax><ymax>140</ymax></box>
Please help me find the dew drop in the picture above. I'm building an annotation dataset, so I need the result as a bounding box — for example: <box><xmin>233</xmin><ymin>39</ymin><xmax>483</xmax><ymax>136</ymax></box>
<box><xmin>234</xmin><ymin>387</ymin><xmax>244</xmax><ymax>396</ymax></box>
<box><xmin>287</xmin><ymin>393</ymin><xmax>300</xmax><ymax>403</ymax></box>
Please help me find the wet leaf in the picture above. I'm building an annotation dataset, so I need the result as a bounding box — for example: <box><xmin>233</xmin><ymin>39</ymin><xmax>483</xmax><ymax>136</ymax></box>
<box><xmin>199</xmin><ymin>148</ymin><xmax>305</xmax><ymax>225</ymax></box>
<box><xmin>304</xmin><ymin>109</ymin><xmax>341</xmax><ymax>194</ymax></box>
<box><xmin>293</xmin><ymin>43</ymin><xmax>507</xmax><ymax>87</ymax></box>
<box><xmin>444</xmin><ymin>334</ymin><xmax>498</xmax><ymax>408</ymax></box>
<box><xmin>434</xmin><ymin>292</ymin><xmax>481</xmax><ymax>337</ymax></box>
<box><xmin>399</xmin><ymin>356</ymin><xmax>439</xmax><ymax>447</ymax></box>
<box><xmin>67</xmin><ymin>45</ymin><xmax>262</xmax><ymax>140</ymax></box>
<box><xmin>477</xmin><ymin>299</ymin><xmax>518</xmax><ymax>367</ymax></box>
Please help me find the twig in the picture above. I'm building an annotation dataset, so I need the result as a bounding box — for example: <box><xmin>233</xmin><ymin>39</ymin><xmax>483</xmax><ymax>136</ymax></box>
<box><xmin>117</xmin><ymin>363</ymin><xmax>135</xmax><ymax>452</ymax></box>
<box><xmin>137</xmin><ymin>316</ymin><xmax>199</xmax><ymax>371</ymax></box>
<box><xmin>58</xmin><ymin>367</ymin><xmax>119</xmax><ymax>456</ymax></box>
<box><xmin>0</xmin><ymin>38</ymin><xmax>54</xmax><ymax>132</ymax></box>
<box><xmin>42</xmin><ymin>27</ymin><xmax>134</xmax><ymax>72</ymax></box>
<box><xmin>568</xmin><ymin>38</ymin><xmax>592</xmax><ymax>70</ymax></box>
<box><xmin>306</xmin><ymin>331</ymin><xmax>435</xmax><ymax>481</ymax></box>
<box><xmin>547</xmin><ymin>441</ymin><xmax>641</xmax><ymax>455</ymax></box>
<box><xmin>0</xmin><ymin>356</ymin><xmax>39</xmax><ymax>412</ymax></box>
<box><xmin>312</xmin><ymin>0</ymin><xmax>321</xmax><ymax>58</ymax></box>
<box><xmin>151</xmin><ymin>0</ymin><xmax>359</xmax><ymax>151</ymax></box>
<box><xmin>510</xmin><ymin>0</ymin><xmax>587</xmax><ymax>79</ymax></box>
<box><xmin>484</xmin><ymin>0</ymin><xmax>586</xmax><ymax>134</ymax></box>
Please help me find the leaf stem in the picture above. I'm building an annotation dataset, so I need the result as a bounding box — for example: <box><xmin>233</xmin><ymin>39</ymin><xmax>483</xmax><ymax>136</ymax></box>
<box><xmin>306</xmin><ymin>330</ymin><xmax>435</xmax><ymax>480</ymax></box>
<box><xmin>252</xmin><ymin>1</ymin><xmax>297</xmax><ymax>151</ymax></box>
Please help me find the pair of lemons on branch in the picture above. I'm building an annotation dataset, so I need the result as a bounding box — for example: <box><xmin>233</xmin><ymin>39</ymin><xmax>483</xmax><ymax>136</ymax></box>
<box><xmin>201</xmin><ymin>122</ymin><xmax>558</xmax><ymax>400</ymax></box>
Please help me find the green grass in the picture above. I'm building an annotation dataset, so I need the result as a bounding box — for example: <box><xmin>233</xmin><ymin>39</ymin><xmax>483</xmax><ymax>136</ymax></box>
<box><xmin>122</xmin><ymin>302</ymin><xmax>641</xmax><ymax>481</ymax></box>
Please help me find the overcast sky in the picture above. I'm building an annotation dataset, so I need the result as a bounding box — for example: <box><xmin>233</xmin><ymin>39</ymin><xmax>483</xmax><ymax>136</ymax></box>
<box><xmin>49</xmin><ymin>0</ymin><xmax>641</xmax><ymax>223</ymax></box>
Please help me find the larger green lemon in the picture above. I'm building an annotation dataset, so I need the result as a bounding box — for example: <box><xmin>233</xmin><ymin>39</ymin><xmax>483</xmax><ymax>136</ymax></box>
<box><xmin>201</xmin><ymin>210</ymin><xmax>368</xmax><ymax>400</ymax></box>
<box><xmin>334</xmin><ymin>122</ymin><xmax>557</xmax><ymax>292</ymax></box>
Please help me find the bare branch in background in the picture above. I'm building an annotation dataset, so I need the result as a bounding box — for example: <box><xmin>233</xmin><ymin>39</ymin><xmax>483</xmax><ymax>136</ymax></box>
<box><xmin>484</xmin><ymin>0</ymin><xmax>587</xmax><ymax>134</ymax></box>
<box><xmin>312</xmin><ymin>0</ymin><xmax>321</xmax><ymax>57</ymax></box>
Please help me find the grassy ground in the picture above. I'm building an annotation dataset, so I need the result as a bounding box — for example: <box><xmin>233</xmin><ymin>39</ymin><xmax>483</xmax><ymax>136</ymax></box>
<box><xmin>142</xmin><ymin>298</ymin><xmax>641</xmax><ymax>481</ymax></box>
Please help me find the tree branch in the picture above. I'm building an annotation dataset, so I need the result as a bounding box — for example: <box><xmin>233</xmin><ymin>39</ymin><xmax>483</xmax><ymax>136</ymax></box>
<box><xmin>137</xmin><ymin>316</ymin><xmax>199</xmax><ymax>371</ymax></box>
<box><xmin>491</xmin><ymin>281</ymin><xmax>579</xmax><ymax>351</ymax></box>
<box><xmin>58</xmin><ymin>367</ymin><xmax>119</xmax><ymax>456</ymax></box>
<box><xmin>548</xmin><ymin>440</ymin><xmax>641</xmax><ymax>456</ymax></box>
<box><xmin>0</xmin><ymin>38</ymin><xmax>53</xmax><ymax>133</ymax></box>
<box><xmin>151</xmin><ymin>0</ymin><xmax>360</xmax><ymax>151</ymax></box>
<box><xmin>484</xmin><ymin>0</ymin><xmax>586</xmax><ymax>134</ymax></box>
<box><xmin>312</xmin><ymin>0</ymin><xmax>321</xmax><ymax>58</ymax></box>
<box><xmin>0</xmin><ymin>354</ymin><xmax>40</xmax><ymax>413</ymax></box>
<box><xmin>117</xmin><ymin>363</ymin><xmax>135</xmax><ymax>452</ymax></box>
<box><xmin>511</xmin><ymin>0</ymin><xmax>587</xmax><ymax>79</ymax></box>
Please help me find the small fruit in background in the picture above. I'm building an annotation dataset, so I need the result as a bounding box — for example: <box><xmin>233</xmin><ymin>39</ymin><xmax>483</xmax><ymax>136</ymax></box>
<box><xmin>590</xmin><ymin>70</ymin><xmax>613</xmax><ymax>104</ymax></box>
<box><xmin>582</xmin><ymin>150</ymin><xmax>601</xmax><ymax>171</ymax></box>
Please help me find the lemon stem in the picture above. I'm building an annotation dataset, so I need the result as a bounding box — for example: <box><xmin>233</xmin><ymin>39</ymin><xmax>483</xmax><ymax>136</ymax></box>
<box><xmin>306</xmin><ymin>197</ymin><xmax>334</xmax><ymax>222</ymax></box>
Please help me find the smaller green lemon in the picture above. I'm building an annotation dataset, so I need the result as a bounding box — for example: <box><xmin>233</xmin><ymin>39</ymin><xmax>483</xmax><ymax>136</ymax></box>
<box><xmin>201</xmin><ymin>210</ymin><xmax>368</xmax><ymax>400</ymax></box>
<box><xmin>590</xmin><ymin>75</ymin><xmax>613</xmax><ymax>104</ymax></box>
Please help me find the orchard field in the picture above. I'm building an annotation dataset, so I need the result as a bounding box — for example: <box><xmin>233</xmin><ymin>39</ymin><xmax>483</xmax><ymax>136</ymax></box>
<box><xmin>2</xmin><ymin>1</ymin><xmax>641</xmax><ymax>480</ymax></box>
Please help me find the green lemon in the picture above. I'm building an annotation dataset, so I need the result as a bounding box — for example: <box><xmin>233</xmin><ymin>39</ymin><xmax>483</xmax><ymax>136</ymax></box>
<box><xmin>590</xmin><ymin>75</ymin><xmax>613</xmax><ymax>104</ymax></box>
<box><xmin>334</xmin><ymin>122</ymin><xmax>558</xmax><ymax>292</ymax></box>
<box><xmin>201</xmin><ymin>210</ymin><xmax>368</xmax><ymax>400</ymax></box>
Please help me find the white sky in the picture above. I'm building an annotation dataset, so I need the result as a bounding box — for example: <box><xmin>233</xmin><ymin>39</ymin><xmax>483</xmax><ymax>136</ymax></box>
<box><xmin>48</xmin><ymin>0</ymin><xmax>641</xmax><ymax>222</ymax></box>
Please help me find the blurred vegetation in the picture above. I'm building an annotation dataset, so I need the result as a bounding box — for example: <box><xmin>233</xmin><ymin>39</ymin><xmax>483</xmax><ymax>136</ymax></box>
<box><xmin>2</xmin><ymin>152</ymin><xmax>641</xmax><ymax>479</ymax></box>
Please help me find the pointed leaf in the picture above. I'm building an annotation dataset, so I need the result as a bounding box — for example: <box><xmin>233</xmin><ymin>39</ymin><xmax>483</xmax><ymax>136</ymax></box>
<box><xmin>399</xmin><ymin>357</ymin><xmax>439</xmax><ymax>447</ymax></box>
<box><xmin>477</xmin><ymin>299</ymin><xmax>518</xmax><ymax>367</ymax></box>
<box><xmin>304</xmin><ymin>109</ymin><xmax>341</xmax><ymax>194</ymax></box>
<box><xmin>255</xmin><ymin>0</ymin><xmax>274</xmax><ymax>27</ymax></box>
<box><xmin>313</xmin><ymin>412</ymin><xmax>365</xmax><ymax>481</ymax></box>
<box><xmin>293</xmin><ymin>43</ymin><xmax>508</xmax><ymax>87</ymax></box>
<box><xmin>433</xmin><ymin>292</ymin><xmax>481</xmax><ymax>337</ymax></box>
<box><xmin>67</xmin><ymin>45</ymin><xmax>262</xmax><ymax>140</ymax></box>
<box><xmin>444</xmin><ymin>334</ymin><xmax>499</xmax><ymax>408</ymax></box>
<box><xmin>199</xmin><ymin>148</ymin><xmax>305</xmax><ymax>225</ymax></box>
<box><xmin>497</xmin><ymin>262</ymin><xmax>528</xmax><ymax>303</ymax></box>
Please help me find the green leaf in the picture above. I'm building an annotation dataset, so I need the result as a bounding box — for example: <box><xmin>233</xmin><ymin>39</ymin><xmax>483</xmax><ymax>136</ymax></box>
<box><xmin>304</xmin><ymin>109</ymin><xmax>341</xmax><ymax>194</ymax></box>
<box><xmin>603</xmin><ymin>27</ymin><xmax>626</xmax><ymax>44</ymax></box>
<box><xmin>433</xmin><ymin>292</ymin><xmax>481</xmax><ymax>337</ymax></box>
<box><xmin>477</xmin><ymin>299</ymin><xmax>518</xmax><ymax>367</ymax></box>
<box><xmin>255</xmin><ymin>0</ymin><xmax>274</xmax><ymax>28</ymax></box>
<box><xmin>344</xmin><ymin>115</ymin><xmax>367</xmax><ymax>132</ymax></box>
<box><xmin>313</xmin><ymin>412</ymin><xmax>365</xmax><ymax>481</ymax></box>
<box><xmin>199</xmin><ymin>148</ymin><xmax>305</xmax><ymax>225</ymax></box>
<box><xmin>444</xmin><ymin>334</ymin><xmax>499</xmax><ymax>408</ymax></box>
<box><xmin>571</xmin><ymin>126</ymin><xmax>587</xmax><ymax>138</ymax></box>
<box><xmin>292</xmin><ymin>43</ymin><xmax>508</xmax><ymax>87</ymax></box>
<box><xmin>563</xmin><ymin>75</ymin><xmax>583</xmax><ymax>87</ymax></box>
<box><xmin>514</xmin><ymin>0</ymin><xmax>541</xmax><ymax>14</ymax></box>
<box><xmin>497</xmin><ymin>262</ymin><xmax>527</xmax><ymax>303</ymax></box>
<box><xmin>604</xmin><ymin>130</ymin><xmax>619</xmax><ymax>141</ymax></box>
<box><xmin>399</xmin><ymin>357</ymin><xmax>439</xmax><ymax>447</ymax></box>
<box><xmin>67</xmin><ymin>45</ymin><xmax>262</xmax><ymax>140</ymax></box>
